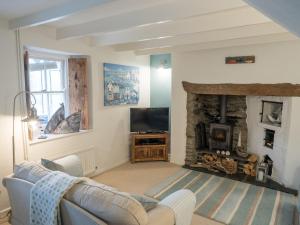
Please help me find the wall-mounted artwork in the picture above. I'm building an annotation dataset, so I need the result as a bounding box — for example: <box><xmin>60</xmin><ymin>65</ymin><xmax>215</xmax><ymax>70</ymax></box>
<box><xmin>260</xmin><ymin>100</ymin><xmax>283</xmax><ymax>127</ymax></box>
<box><xmin>104</xmin><ymin>63</ymin><xmax>139</xmax><ymax>106</ymax></box>
<box><xmin>225</xmin><ymin>55</ymin><xmax>255</xmax><ymax>64</ymax></box>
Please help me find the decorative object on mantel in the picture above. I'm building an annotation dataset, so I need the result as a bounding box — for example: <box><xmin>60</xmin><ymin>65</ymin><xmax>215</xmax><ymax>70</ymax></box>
<box><xmin>182</xmin><ymin>81</ymin><xmax>300</xmax><ymax>96</ymax></box>
<box><xmin>225</xmin><ymin>55</ymin><xmax>255</xmax><ymax>64</ymax></box>
<box><xmin>104</xmin><ymin>63</ymin><xmax>139</xmax><ymax>106</ymax></box>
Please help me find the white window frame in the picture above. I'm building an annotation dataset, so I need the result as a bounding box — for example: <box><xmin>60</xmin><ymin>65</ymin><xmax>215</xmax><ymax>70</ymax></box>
<box><xmin>28</xmin><ymin>51</ymin><xmax>69</xmax><ymax>119</ymax></box>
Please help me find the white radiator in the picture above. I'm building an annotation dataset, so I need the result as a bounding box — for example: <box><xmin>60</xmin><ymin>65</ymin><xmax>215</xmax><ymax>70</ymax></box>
<box><xmin>76</xmin><ymin>148</ymin><xmax>97</xmax><ymax>176</ymax></box>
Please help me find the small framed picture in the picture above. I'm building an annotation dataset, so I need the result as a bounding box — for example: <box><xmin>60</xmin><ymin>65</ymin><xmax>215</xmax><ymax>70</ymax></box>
<box><xmin>225</xmin><ymin>56</ymin><xmax>255</xmax><ymax>64</ymax></box>
<box><xmin>260</xmin><ymin>100</ymin><xmax>283</xmax><ymax>127</ymax></box>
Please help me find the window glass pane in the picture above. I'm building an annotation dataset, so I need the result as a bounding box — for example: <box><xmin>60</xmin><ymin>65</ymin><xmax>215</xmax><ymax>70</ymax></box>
<box><xmin>45</xmin><ymin>61</ymin><xmax>62</xmax><ymax>91</ymax></box>
<box><xmin>32</xmin><ymin>93</ymin><xmax>49</xmax><ymax>119</ymax></box>
<box><xmin>47</xmin><ymin>69</ymin><xmax>64</xmax><ymax>91</ymax></box>
<box><xmin>29</xmin><ymin>70</ymin><xmax>43</xmax><ymax>91</ymax></box>
<box><xmin>29</xmin><ymin>56</ymin><xmax>66</xmax><ymax>121</ymax></box>
<box><xmin>42</xmin><ymin>94</ymin><xmax>49</xmax><ymax>118</ymax></box>
<box><xmin>29</xmin><ymin>58</ymin><xmax>49</xmax><ymax>91</ymax></box>
<box><xmin>49</xmin><ymin>93</ymin><xmax>65</xmax><ymax>117</ymax></box>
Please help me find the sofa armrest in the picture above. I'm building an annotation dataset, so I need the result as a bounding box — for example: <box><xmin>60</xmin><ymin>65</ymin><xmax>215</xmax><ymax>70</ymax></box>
<box><xmin>159</xmin><ymin>189</ymin><xmax>196</xmax><ymax>225</ymax></box>
<box><xmin>2</xmin><ymin>174</ymin><xmax>13</xmax><ymax>187</ymax></box>
<box><xmin>147</xmin><ymin>205</ymin><xmax>175</xmax><ymax>225</ymax></box>
<box><xmin>4</xmin><ymin>177</ymin><xmax>33</xmax><ymax>225</ymax></box>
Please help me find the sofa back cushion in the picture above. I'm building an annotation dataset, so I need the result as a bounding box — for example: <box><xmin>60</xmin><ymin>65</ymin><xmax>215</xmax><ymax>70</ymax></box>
<box><xmin>66</xmin><ymin>179</ymin><xmax>148</xmax><ymax>225</ymax></box>
<box><xmin>14</xmin><ymin>161</ymin><xmax>50</xmax><ymax>183</ymax></box>
<box><xmin>13</xmin><ymin>161</ymin><xmax>148</xmax><ymax>225</ymax></box>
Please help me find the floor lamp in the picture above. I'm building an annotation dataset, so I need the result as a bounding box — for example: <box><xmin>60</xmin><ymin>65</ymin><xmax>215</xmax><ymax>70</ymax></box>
<box><xmin>12</xmin><ymin>91</ymin><xmax>38</xmax><ymax>171</ymax></box>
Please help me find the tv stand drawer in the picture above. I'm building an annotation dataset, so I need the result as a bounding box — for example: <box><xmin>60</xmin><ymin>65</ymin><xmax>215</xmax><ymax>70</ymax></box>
<box><xmin>134</xmin><ymin>147</ymin><xmax>166</xmax><ymax>162</ymax></box>
<box><xmin>131</xmin><ymin>133</ymin><xmax>169</xmax><ymax>163</ymax></box>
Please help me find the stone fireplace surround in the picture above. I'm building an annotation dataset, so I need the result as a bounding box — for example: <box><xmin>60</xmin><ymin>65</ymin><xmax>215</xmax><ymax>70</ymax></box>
<box><xmin>182</xmin><ymin>81</ymin><xmax>300</xmax><ymax>191</ymax></box>
<box><xmin>186</xmin><ymin>94</ymin><xmax>248</xmax><ymax>165</ymax></box>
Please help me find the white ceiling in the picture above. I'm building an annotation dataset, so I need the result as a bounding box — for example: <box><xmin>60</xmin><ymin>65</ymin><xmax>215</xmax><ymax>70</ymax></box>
<box><xmin>0</xmin><ymin>0</ymin><xmax>298</xmax><ymax>54</ymax></box>
<box><xmin>49</xmin><ymin>0</ymin><xmax>171</xmax><ymax>28</ymax></box>
<box><xmin>0</xmin><ymin>0</ymin><xmax>72</xmax><ymax>19</ymax></box>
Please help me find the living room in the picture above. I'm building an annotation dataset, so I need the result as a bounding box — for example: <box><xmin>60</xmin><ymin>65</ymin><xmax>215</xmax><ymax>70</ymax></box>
<box><xmin>1</xmin><ymin>1</ymin><xmax>300</xmax><ymax>225</ymax></box>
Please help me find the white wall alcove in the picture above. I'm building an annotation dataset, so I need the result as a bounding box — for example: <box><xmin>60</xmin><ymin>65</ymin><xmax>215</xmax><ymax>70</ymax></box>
<box><xmin>246</xmin><ymin>96</ymin><xmax>291</xmax><ymax>183</ymax></box>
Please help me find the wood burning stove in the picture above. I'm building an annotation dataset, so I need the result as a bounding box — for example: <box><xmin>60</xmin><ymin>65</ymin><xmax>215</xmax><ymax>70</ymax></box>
<box><xmin>209</xmin><ymin>96</ymin><xmax>232</xmax><ymax>151</ymax></box>
<box><xmin>209</xmin><ymin>123</ymin><xmax>232</xmax><ymax>150</ymax></box>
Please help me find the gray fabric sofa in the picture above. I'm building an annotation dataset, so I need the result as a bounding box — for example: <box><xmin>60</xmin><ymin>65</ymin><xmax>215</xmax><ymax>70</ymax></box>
<box><xmin>3</xmin><ymin>162</ymin><xmax>196</xmax><ymax>225</ymax></box>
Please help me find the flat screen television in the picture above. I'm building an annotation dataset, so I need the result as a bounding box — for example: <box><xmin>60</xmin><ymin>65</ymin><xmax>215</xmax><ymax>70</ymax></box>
<box><xmin>130</xmin><ymin>107</ymin><xmax>169</xmax><ymax>133</ymax></box>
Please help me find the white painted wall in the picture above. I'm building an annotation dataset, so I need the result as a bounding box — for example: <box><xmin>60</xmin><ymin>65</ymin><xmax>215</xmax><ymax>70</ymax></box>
<box><xmin>246</xmin><ymin>96</ymin><xmax>291</xmax><ymax>183</ymax></box>
<box><xmin>171</xmin><ymin>40</ymin><xmax>300</xmax><ymax>188</ymax></box>
<box><xmin>0</xmin><ymin>19</ymin><xmax>20</xmax><ymax>211</ymax></box>
<box><xmin>0</xmin><ymin>25</ymin><xmax>150</xmax><ymax>210</ymax></box>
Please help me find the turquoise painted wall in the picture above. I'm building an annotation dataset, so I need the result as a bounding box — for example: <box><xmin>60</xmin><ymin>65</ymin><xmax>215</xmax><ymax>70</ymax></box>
<box><xmin>150</xmin><ymin>54</ymin><xmax>172</xmax><ymax>107</ymax></box>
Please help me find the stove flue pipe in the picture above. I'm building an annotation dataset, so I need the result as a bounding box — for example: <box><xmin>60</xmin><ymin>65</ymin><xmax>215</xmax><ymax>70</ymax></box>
<box><xmin>220</xmin><ymin>95</ymin><xmax>227</xmax><ymax>124</ymax></box>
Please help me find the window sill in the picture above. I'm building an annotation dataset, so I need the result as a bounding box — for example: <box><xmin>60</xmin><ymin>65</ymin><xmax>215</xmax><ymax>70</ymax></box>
<box><xmin>29</xmin><ymin>130</ymin><xmax>93</xmax><ymax>146</ymax></box>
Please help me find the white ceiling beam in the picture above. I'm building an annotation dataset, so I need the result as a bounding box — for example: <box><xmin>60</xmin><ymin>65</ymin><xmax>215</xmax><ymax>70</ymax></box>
<box><xmin>56</xmin><ymin>0</ymin><xmax>247</xmax><ymax>39</ymax></box>
<box><xmin>135</xmin><ymin>33</ymin><xmax>298</xmax><ymax>55</ymax></box>
<box><xmin>244</xmin><ymin>0</ymin><xmax>300</xmax><ymax>37</ymax></box>
<box><xmin>113</xmin><ymin>22</ymin><xmax>287</xmax><ymax>51</ymax></box>
<box><xmin>9</xmin><ymin>0</ymin><xmax>112</xmax><ymax>30</ymax></box>
<box><xmin>93</xmin><ymin>7</ymin><xmax>271</xmax><ymax>46</ymax></box>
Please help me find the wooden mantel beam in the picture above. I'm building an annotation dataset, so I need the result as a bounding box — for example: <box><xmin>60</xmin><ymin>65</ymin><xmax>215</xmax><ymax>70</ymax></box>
<box><xmin>182</xmin><ymin>81</ymin><xmax>300</xmax><ymax>96</ymax></box>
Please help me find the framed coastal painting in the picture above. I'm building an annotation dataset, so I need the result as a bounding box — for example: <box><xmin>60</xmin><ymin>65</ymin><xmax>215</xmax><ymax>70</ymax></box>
<box><xmin>104</xmin><ymin>63</ymin><xmax>139</xmax><ymax>106</ymax></box>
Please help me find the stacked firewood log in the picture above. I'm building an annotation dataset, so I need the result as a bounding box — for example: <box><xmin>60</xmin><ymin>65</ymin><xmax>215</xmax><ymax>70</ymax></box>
<box><xmin>200</xmin><ymin>154</ymin><xmax>237</xmax><ymax>175</ymax></box>
<box><xmin>243</xmin><ymin>154</ymin><xmax>258</xmax><ymax>176</ymax></box>
<box><xmin>221</xmin><ymin>158</ymin><xmax>238</xmax><ymax>174</ymax></box>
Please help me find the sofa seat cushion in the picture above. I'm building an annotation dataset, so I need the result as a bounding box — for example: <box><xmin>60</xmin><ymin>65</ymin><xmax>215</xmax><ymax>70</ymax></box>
<box><xmin>66</xmin><ymin>179</ymin><xmax>149</xmax><ymax>225</ymax></box>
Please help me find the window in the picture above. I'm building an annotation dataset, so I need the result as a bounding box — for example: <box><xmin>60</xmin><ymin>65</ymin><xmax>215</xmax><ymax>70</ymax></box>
<box><xmin>24</xmin><ymin>50</ymin><xmax>89</xmax><ymax>139</ymax></box>
<box><xmin>28</xmin><ymin>55</ymin><xmax>67</xmax><ymax>123</ymax></box>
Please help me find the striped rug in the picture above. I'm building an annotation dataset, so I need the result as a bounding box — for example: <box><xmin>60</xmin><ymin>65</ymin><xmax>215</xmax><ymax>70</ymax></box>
<box><xmin>145</xmin><ymin>169</ymin><xmax>297</xmax><ymax>225</ymax></box>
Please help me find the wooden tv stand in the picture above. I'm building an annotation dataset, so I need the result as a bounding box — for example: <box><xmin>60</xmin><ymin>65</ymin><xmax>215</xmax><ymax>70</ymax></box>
<box><xmin>131</xmin><ymin>132</ymin><xmax>169</xmax><ymax>163</ymax></box>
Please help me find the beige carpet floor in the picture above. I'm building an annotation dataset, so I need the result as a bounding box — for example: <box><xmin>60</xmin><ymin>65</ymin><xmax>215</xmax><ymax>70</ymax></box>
<box><xmin>3</xmin><ymin>162</ymin><xmax>223</xmax><ymax>225</ymax></box>
<box><xmin>93</xmin><ymin>161</ymin><xmax>224</xmax><ymax>225</ymax></box>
